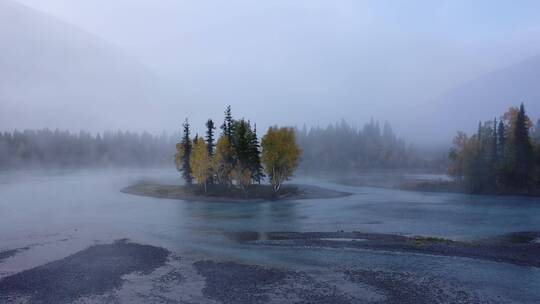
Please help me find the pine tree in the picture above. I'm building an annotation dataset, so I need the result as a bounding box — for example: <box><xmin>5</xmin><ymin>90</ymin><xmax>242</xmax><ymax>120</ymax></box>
<box><xmin>180</xmin><ymin>119</ymin><xmax>193</xmax><ymax>185</ymax></box>
<box><xmin>206</xmin><ymin>119</ymin><xmax>216</xmax><ymax>157</ymax></box>
<box><xmin>497</xmin><ymin>120</ymin><xmax>506</xmax><ymax>158</ymax></box>
<box><xmin>221</xmin><ymin>105</ymin><xmax>234</xmax><ymax>139</ymax></box>
<box><xmin>507</xmin><ymin>103</ymin><xmax>534</xmax><ymax>190</ymax></box>
<box><xmin>232</xmin><ymin>119</ymin><xmax>250</xmax><ymax>168</ymax></box>
<box><xmin>247</xmin><ymin>124</ymin><xmax>265</xmax><ymax>183</ymax></box>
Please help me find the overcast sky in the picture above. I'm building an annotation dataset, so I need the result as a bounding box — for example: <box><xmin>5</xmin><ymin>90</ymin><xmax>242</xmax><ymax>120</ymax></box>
<box><xmin>8</xmin><ymin>0</ymin><xmax>540</xmax><ymax>143</ymax></box>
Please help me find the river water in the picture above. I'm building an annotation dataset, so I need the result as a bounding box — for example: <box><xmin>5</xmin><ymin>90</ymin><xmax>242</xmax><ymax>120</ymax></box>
<box><xmin>0</xmin><ymin>168</ymin><xmax>539</xmax><ymax>303</ymax></box>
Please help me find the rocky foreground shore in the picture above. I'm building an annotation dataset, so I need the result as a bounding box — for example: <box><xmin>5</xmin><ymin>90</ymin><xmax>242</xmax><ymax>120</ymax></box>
<box><xmin>1</xmin><ymin>230</ymin><xmax>538</xmax><ymax>303</ymax></box>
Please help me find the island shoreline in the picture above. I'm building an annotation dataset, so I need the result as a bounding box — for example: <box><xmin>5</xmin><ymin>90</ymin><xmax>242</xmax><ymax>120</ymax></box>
<box><xmin>121</xmin><ymin>181</ymin><xmax>352</xmax><ymax>203</ymax></box>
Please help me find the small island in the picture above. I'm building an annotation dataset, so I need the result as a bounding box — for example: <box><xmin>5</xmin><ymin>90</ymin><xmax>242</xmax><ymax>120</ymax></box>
<box><xmin>124</xmin><ymin>106</ymin><xmax>350</xmax><ymax>202</ymax></box>
<box><xmin>122</xmin><ymin>182</ymin><xmax>350</xmax><ymax>202</ymax></box>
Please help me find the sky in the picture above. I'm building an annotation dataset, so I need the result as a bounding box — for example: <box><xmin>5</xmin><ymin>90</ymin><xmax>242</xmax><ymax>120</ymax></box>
<box><xmin>7</xmin><ymin>0</ymin><xmax>540</xmax><ymax>143</ymax></box>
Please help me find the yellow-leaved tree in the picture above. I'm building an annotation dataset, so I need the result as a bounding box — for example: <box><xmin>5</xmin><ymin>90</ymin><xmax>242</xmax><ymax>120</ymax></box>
<box><xmin>190</xmin><ymin>139</ymin><xmax>211</xmax><ymax>192</ymax></box>
<box><xmin>213</xmin><ymin>135</ymin><xmax>234</xmax><ymax>186</ymax></box>
<box><xmin>261</xmin><ymin>127</ymin><xmax>301</xmax><ymax>192</ymax></box>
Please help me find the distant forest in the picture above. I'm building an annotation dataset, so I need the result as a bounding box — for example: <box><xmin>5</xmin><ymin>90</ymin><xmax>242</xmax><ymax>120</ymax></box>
<box><xmin>296</xmin><ymin>119</ymin><xmax>421</xmax><ymax>173</ymax></box>
<box><xmin>0</xmin><ymin>119</ymin><xmax>424</xmax><ymax>172</ymax></box>
<box><xmin>0</xmin><ymin>129</ymin><xmax>176</xmax><ymax>168</ymax></box>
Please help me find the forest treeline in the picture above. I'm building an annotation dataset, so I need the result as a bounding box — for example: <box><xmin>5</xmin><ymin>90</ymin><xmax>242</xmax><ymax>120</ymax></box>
<box><xmin>448</xmin><ymin>103</ymin><xmax>540</xmax><ymax>194</ymax></box>
<box><xmin>0</xmin><ymin>116</ymin><xmax>423</xmax><ymax>173</ymax></box>
<box><xmin>296</xmin><ymin>119</ymin><xmax>420</xmax><ymax>173</ymax></box>
<box><xmin>176</xmin><ymin>106</ymin><xmax>301</xmax><ymax>193</ymax></box>
<box><xmin>0</xmin><ymin>129</ymin><xmax>175</xmax><ymax>168</ymax></box>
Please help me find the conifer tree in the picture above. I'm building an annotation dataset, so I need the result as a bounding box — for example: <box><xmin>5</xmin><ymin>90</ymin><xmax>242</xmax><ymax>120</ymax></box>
<box><xmin>497</xmin><ymin>119</ymin><xmax>506</xmax><ymax>159</ymax></box>
<box><xmin>221</xmin><ymin>105</ymin><xmax>234</xmax><ymax>139</ymax></box>
<box><xmin>507</xmin><ymin>103</ymin><xmax>534</xmax><ymax>190</ymax></box>
<box><xmin>206</xmin><ymin>119</ymin><xmax>216</xmax><ymax>157</ymax></box>
<box><xmin>232</xmin><ymin>119</ymin><xmax>250</xmax><ymax>169</ymax></box>
<box><xmin>247</xmin><ymin>124</ymin><xmax>264</xmax><ymax>183</ymax></box>
<box><xmin>180</xmin><ymin>119</ymin><xmax>193</xmax><ymax>185</ymax></box>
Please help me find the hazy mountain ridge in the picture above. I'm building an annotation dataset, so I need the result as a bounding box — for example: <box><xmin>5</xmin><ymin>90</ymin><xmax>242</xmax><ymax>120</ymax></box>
<box><xmin>0</xmin><ymin>0</ymin><xmax>161</xmax><ymax>131</ymax></box>
<box><xmin>437</xmin><ymin>54</ymin><xmax>540</xmax><ymax>128</ymax></box>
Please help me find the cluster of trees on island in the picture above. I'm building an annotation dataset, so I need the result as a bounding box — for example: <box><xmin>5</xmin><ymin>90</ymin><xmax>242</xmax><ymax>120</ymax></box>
<box><xmin>175</xmin><ymin>106</ymin><xmax>301</xmax><ymax>193</ymax></box>
<box><xmin>448</xmin><ymin>103</ymin><xmax>540</xmax><ymax>194</ymax></box>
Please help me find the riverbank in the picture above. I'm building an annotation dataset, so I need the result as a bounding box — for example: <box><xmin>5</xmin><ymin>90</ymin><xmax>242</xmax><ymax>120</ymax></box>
<box><xmin>401</xmin><ymin>180</ymin><xmax>540</xmax><ymax>197</ymax></box>
<box><xmin>229</xmin><ymin>230</ymin><xmax>540</xmax><ymax>268</ymax></box>
<box><xmin>122</xmin><ymin>181</ymin><xmax>351</xmax><ymax>202</ymax></box>
<box><xmin>337</xmin><ymin>173</ymin><xmax>540</xmax><ymax>197</ymax></box>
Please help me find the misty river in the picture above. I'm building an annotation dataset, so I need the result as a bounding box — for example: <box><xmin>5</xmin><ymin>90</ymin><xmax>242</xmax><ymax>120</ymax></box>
<box><xmin>1</xmin><ymin>168</ymin><xmax>539</xmax><ymax>303</ymax></box>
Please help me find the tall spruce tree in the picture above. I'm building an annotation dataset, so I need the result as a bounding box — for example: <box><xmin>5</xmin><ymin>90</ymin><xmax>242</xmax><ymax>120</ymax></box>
<box><xmin>206</xmin><ymin>119</ymin><xmax>216</xmax><ymax>157</ymax></box>
<box><xmin>180</xmin><ymin>119</ymin><xmax>193</xmax><ymax>185</ymax></box>
<box><xmin>221</xmin><ymin>106</ymin><xmax>234</xmax><ymax>139</ymax></box>
<box><xmin>497</xmin><ymin>119</ymin><xmax>506</xmax><ymax>159</ymax></box>
<box><xmin>507</xmin><ymin>103</ymin><xmax>534</xmax><ymax>190</ymax></box>
<box><xmin>247</xmin><ymin>124</ymin><xmax>265</xmax><ymax>183</ymax></box>
<box><xmin>232</xmin><ymin>119</ymin><xmax>250</xmax><ymax>168</ymax></box>
<box><xmin>205</xmin><ymin>119</ymin><xmax>216</xmax><ymax>185</ymax></box>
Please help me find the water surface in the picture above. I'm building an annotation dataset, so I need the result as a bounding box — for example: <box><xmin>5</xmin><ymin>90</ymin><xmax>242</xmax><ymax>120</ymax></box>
<box><xmin>0</xmin><ymin>168</ymin><xmax>539</xmax><ymax>302</ymax></box>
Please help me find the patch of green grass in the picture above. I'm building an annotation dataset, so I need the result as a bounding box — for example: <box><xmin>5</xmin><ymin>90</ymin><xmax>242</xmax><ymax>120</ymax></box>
<box><xmin>412</xmin><ymin>236</ymin><xmax>451</xmax><ymax>246</ymax></box>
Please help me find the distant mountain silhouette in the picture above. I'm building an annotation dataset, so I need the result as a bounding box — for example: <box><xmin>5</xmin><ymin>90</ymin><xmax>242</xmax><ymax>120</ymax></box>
<box><xmin>0</xmin><ymin>0</ymin><xmax>161</xmax><ymax>131</ymax></box>
<box><xmin>414</xmin><ymin>55</ymin><xmax>540</xmax><ymax>144</ymax></box>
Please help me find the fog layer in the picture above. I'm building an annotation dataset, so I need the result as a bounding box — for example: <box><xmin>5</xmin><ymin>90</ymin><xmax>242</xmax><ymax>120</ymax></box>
<box><xmin>4</xmin><ymin>0</ymin><xmax>540</xmax><ymax>145</ymax></box>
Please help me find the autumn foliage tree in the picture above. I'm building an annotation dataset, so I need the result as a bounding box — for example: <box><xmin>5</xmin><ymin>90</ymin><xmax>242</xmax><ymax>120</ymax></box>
<box><xmin>261</xmin><ymin>127</ymin><xmax>302</xmax><ymax>192</ymax></box>
<box><xmin>190</xmin><ymin>138</ymin><xmax>211</xmax><ymax>192</ymax></box>
<box><xmin>213</xmin><ymin>135</ymin><xmax>234</xmax><ymax>186</ymax></box>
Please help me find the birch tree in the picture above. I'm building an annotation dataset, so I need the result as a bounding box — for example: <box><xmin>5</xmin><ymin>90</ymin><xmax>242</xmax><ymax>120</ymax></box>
<box><xmin>190</xmin><ymin>139</ymin><xmax>211</xmax><ymax>192</ymax></box>
<box><xmin>261</xmin><ymin>127</ymin><xmax>301</xmax><ymax>192</ymax></box>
